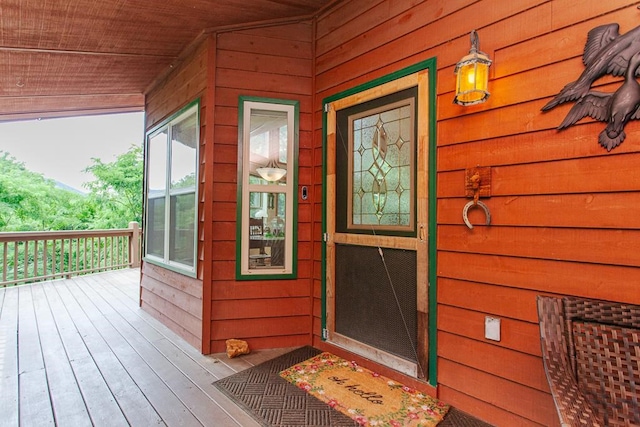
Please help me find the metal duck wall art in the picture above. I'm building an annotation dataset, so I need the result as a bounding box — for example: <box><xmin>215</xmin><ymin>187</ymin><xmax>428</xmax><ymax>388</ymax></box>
<box><xmin>542</xmin><ymin>22</ymin><xmax>640</xmax><ymax>151</ymax></box>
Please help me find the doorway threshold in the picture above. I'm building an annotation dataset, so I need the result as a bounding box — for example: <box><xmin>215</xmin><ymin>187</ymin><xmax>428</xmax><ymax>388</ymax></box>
<box><xmin>328</xmin><ymin>332</ymin><xmax>418</xmax><ymax>377</ymax></box>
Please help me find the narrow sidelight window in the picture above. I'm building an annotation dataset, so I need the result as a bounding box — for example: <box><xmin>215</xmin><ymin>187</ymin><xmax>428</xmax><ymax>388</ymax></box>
<box><xmin>237</xmin><ymin>97</ymin><xmax>298</xmax><ymax>279</ymax></box>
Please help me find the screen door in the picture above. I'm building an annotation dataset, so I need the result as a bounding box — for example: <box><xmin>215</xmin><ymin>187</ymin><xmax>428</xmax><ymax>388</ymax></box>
<box><xmin>324</xmin><ymin>71</ymin><xmax>430</xmax><ymax>378</ymax></box>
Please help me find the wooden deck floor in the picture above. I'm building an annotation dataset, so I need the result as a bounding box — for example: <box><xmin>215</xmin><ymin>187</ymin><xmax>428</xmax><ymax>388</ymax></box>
<box><xmin>0</xmin><ymin>268</ymin><xmax>292</xmax><ymax>427</ymax></box>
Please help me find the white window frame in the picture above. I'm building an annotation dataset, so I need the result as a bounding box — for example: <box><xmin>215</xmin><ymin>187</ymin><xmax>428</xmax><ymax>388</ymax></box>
<box><xmin>144</xmin><ymin>101</ymin><xmax>199</xmax><ymax>276</ymax></box>
<box><xmin>237</xmin><ymin>97</ymin><xmax>298</xmax><ymax>279</ymax></box>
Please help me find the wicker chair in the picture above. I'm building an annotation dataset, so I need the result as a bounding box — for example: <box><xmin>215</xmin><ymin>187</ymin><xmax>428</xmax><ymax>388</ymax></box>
<box><xmin>537</xmin><ymin>296</ymin><xmax>640</xmax><ymax>426</ymax></box>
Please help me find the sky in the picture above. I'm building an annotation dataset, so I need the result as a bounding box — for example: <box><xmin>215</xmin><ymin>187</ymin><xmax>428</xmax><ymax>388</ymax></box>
<box><xmin>0</xmin><ymin>112</ymin><xmax>144</xmax><ymax>192</ymax></box>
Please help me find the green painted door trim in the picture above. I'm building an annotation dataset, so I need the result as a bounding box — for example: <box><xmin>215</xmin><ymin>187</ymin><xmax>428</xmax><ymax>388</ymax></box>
<box><xmin>321</xmin><ymin>57</ymin><xmax>439</xmax><ymax>387</ymax></box>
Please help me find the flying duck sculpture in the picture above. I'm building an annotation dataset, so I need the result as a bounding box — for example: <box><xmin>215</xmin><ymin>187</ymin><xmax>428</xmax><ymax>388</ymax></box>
<box><xmin>557</xmin><ymin>50</ymin><xmax>640</xmax><ymax>151</ymax></box>
<box><xmin>542</xmin><ymin>23</ymin><xmax>640</xmax><ymax>111</ymax></box>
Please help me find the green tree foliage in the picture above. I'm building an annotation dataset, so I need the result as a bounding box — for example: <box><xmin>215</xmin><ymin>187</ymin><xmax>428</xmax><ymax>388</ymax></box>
<box><xmin>0</xmin><ymin>145</ymin><xmax>143</xmax><ymax>232</ymax></box>
<box><xmin>83</xmin><ymin>145</ymin><xmax>143</xmax><ymax>229</ymax></box>
<box><xmin>0</xmin><ymin>152</ymin><xmax>86</xmax><ymax>230</ymax></box>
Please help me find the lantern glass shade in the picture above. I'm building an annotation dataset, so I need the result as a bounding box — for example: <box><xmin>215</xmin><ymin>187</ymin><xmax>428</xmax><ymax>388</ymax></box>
<box><xmin>454</xmin><ymin>31</ymin><xmax>491</xmax><ymax>106</ymax></box>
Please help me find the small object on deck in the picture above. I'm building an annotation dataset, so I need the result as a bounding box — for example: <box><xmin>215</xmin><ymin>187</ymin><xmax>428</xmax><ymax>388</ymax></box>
<box><xmin>225</xmin><ymin>339</ymin><xmax>250</xmax><ymax>358</ymax></box>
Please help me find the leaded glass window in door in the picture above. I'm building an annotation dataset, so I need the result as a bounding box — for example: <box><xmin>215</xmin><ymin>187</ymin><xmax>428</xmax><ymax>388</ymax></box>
<box><xmin>347</xmin><ymin>98</ymin><xmax>415</xmax><ymax>232</ymax></box>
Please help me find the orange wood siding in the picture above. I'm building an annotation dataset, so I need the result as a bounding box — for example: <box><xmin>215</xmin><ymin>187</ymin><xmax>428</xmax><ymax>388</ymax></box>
<box><xmin>137</xmin><ymin>1</ymin><xmax>640</xmax><ymax>425</ymax></box>
<box><xmin>206</xmin><ymin>21</ymin><xmax>315</xmax><ymax>353</ymax></box>
<box><xmin>139</xmin><ymin>263</ymin><xmax>202</xmax><ymax>349</ymax></box>
<box><xmin>141</xmin><ymin>39</ymin><xmax>208</xmax><ymax>348</ymax></box>
<box><xmin>313</xmin><ymin>1</ymin><xmax>640</xmax><ymax>425</ymax></box>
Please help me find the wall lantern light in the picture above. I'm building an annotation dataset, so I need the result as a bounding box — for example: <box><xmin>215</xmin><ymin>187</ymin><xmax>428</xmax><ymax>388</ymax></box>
<box><xmin>454</xmin><ymin>30</ymin><xmax>492</xmax><ymax>106</ymax></box>
<box><xmin>256</xmin><ymin>158</ymin><xmax>287</xmax><ymax>182</ymax></box>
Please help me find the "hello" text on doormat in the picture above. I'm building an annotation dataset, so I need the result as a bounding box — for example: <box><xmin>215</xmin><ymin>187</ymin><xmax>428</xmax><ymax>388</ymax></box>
<box><xmin>328</xmin><ymin>376</ymin><xmax>384</xmax><ymax>405</ymax></box>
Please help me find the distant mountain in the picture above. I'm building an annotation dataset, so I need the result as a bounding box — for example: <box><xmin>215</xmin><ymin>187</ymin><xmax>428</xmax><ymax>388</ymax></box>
<box><xmin>54</xmin><ymin>180</ymin><xmax>87</xmax><ymax>195</ymax></box>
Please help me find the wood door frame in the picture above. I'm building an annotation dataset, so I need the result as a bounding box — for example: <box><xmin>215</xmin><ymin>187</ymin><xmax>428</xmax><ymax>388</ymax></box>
<box><xmin>321</xmin><ymin>58</ymin><xmax>438</xmax><ymax>385</ymax></box>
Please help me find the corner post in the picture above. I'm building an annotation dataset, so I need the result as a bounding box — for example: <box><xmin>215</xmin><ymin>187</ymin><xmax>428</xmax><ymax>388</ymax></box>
<box><xmin>128</xmin><ymin>221</ymin><xmax>140</xmax><ymax>268</ymax></box>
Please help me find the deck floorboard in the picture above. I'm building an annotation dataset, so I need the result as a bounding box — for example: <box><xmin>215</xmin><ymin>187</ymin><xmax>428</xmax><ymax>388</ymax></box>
<box><xmin>0</xmin><ymin>283</ymin><xmax>20</xmax><ymax>426</ymax></box>
<box><xmin>18</xmin><ymin>285</ymin><xmax>56</xmax><ymax>426</ymax></box>
<box><xmin>0</xmin><ymin>269</ymin><xmax>293</xmax><ymax>427</ymax></box>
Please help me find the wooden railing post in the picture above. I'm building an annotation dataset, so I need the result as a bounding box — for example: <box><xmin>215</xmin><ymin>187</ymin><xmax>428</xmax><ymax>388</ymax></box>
<box><xmin>128</xmin><ymin>221</ymin><xmax>141</xmax><ymax>268</ymax></box>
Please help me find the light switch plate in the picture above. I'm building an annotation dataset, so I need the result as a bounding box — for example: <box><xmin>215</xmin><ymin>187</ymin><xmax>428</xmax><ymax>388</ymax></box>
<box><xmin>485</xmin><ymin>316</ymin><xmax>501</xmax><ymax>341</ymax></box>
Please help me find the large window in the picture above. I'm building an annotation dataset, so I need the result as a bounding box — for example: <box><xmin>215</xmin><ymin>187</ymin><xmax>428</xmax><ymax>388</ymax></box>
<box><xmin>144</xmin><ymin>101</ymin><xmax>199</xmax><ymax>275</ymax></box>
<box><xmin>237</xmin><ymin>97</ymin><xmax>298</xmax><ymax>279</ymax></box>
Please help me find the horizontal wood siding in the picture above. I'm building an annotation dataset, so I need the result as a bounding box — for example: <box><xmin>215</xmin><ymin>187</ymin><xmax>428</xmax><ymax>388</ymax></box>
<box><xmin>139</xmin><ymin>263</ymin><xmax>202</xmax><ymax>349</ymax></box>
<box><xmin>207</xmin><ymin>22</ymin><xmax>315</xmax><ymax>353</ymax></box>
<box><xmin>313</xmin><ymin>0</ymin><xmax>640</xmax><ymax>425</ymax></box>
<box><xmin>136</xmin><ymin>1</ymin><xmax>640</xmax><ymax>423</ymax></box>
<box><xmin>141</xmin><ymin>39</ymin><xmax>208</xmax><ymax>349</ymax></box>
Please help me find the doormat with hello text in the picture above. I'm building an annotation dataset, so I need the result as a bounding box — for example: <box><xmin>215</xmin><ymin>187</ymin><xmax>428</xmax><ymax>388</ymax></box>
<box><xmin>279</xmin><ymin>352</ymin><xmax>449</xmax><ymax>426</ymax></box>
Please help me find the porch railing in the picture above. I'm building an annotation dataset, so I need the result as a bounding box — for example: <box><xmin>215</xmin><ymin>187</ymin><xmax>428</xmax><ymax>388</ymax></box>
<box><xmin>0</xmin><ymin>222</ymin><xmax>141</xmax><ymax>287</ymax></box>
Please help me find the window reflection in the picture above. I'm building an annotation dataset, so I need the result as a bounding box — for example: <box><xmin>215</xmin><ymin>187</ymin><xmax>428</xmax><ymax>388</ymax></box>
<box><xmin>248</xmin><ymin>192</ymin><xmax>286</xmax><ymax>269</ymax></box>
<box><xmin>171</xmin><ymin>114</ymin><xmax>197</xmax><ymax>189</ymax></box>
<box><xmin>148</xmin><ymin>131</ymin><xmax>168</xmax><ymax>193</ymax></box>
<box><xmin>250</xmin><ymin>109</ymin><xmax>288</xmax><ymax>185</ymax></box>
<box><xmin>147</xmin><ymin>198</ymin><xmax>165</xmax><ymax>258</ymax></box>
<box><xmin>169</xmin><ymin>193</ymin><xmax>195</xmax><ymax>267</ymax></box>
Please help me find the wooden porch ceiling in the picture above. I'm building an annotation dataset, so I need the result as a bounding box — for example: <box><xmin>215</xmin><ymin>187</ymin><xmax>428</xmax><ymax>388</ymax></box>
<box><xmin>0</xmin><ymin>0</ymin><xmax>335</xmax><ymax>122</ymax></box>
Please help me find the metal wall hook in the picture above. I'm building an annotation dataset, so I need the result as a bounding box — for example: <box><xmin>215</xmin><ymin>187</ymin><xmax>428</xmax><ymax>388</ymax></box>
<box><xmin>462</xmin><ymin>200</ymin><xmax>491</xmax><ymax>229</ymax></box>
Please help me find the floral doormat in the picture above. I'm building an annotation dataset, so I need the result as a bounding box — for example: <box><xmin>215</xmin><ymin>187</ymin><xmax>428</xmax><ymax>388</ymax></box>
<box><xmin>279</xmin><ymin>352</ymin><xmax>449</xmax><ymax>426</ymax></box>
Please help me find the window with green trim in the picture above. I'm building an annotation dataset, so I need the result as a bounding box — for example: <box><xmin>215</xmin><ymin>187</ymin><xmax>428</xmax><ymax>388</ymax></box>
<box><xmin>237</xmin><ymin>97</ymin><xmax>298</xmax><ymax>279</ymax></box>
<box><xmin>144</xmin><ymin>101</ymin><xmax>199</xmax><ymax>275</ymax></box>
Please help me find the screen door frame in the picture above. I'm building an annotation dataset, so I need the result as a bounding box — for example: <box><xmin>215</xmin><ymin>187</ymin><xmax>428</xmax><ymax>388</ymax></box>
<box><xmin>322</xmin><ymin>61</ymin><xmax>436</xmax><ymax>383</ymax></box>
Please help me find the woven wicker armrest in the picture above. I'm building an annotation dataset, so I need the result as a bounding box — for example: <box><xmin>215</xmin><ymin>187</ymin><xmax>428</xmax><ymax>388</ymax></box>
<box><xmin>537</xmin><ymin>295</ymin><xmax>640</xmax><ymax>427</ymax></box>
<box><xmin>537</xmin><ymin>296</ymin><xmax>603</xmax><ymax>427</ymax></box>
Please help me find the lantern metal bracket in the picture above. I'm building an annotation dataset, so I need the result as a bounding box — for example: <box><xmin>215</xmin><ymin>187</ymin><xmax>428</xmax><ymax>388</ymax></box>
<box><xmin>469</xmin><ymin>30</ymin><xmax>480</xmax><ymax>55</ymax></box>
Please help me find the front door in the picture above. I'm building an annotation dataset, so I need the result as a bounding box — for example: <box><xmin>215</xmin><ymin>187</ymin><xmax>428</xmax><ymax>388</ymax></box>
<box><xmin>324</xmin><ymin>70</ymin><xmax>430</xmax><ymax>378</ymax></box>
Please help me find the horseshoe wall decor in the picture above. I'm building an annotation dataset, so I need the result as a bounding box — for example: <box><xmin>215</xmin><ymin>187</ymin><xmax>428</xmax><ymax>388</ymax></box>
<box><xmin>463</xmin><ymin>166</ymin><xmax>492</xmax><ymax>230</ymax></box>
<box><xmin>462</xmin><ymin>200</ymin><xmax>491</xmax><ymax>230</ymax></box>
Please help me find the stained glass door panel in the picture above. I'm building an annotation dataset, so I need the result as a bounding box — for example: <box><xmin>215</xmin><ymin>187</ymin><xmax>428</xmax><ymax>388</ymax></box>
<box><xmin>348</xmin><ymin>98</ymin><xmax>415</xmax><ymax>232</ymax></box>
